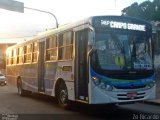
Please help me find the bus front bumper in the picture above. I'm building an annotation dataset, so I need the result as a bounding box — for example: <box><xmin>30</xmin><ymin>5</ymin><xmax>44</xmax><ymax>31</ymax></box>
<box><xmin>90</xmin><ymin>85</ymin><xmax>156</xmax><ymax>104</ymax></box>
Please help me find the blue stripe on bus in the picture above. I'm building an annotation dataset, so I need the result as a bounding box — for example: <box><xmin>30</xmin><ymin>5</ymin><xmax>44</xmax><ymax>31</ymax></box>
<box><xmin>90</xmin><ymin>68</ymin><xmax>155</xmax><ymax>87</ymax></box>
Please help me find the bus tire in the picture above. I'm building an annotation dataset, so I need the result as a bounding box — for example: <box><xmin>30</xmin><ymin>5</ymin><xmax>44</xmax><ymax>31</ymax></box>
<box><xmin>17</xmin><ymin>79</ymin><xmax>26</xmax><ymax>96</ymax></box>
<box><xmin>57</xmin><ymin>83</ymin><xmax>70</xmax><ymax>109</ymax></box>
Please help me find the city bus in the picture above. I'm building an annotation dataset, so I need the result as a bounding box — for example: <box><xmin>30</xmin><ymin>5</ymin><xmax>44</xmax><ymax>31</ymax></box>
<box><xmin>6</xmin><ymin>16</ymin><xmax>155</xmax><ymax>108</ymax></box>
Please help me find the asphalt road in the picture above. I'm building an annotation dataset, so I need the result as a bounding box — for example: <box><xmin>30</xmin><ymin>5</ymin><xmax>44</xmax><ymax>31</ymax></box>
<box><xmin>0</xmin><ymin>84</ymin><xmax>160</xmax><ymax>120</ymax></box>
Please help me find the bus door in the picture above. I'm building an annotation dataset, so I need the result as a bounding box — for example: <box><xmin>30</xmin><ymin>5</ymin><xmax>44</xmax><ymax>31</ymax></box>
<box><xmin>75</xmin><ymin>28</ymin><xmax>89</xmax><ymax>102</ymax></box>
<box><xmin>38</xmin><ymin>41</ymin><xmax>45</xmax><ymax>93</ymax></box>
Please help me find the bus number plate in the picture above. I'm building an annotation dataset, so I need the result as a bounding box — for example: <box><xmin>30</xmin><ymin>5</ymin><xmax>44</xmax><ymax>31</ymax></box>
<box><xmin>127</xmin><ymin>92</ymin><xmax>137</xmax><ymax>99</ymax></box>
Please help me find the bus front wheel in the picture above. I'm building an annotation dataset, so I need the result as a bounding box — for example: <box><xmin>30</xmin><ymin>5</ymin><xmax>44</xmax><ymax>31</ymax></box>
<box><xmin>57</xmin><ymin>83</ymin><xmax>70</xmax><ymax>109</ymax></box>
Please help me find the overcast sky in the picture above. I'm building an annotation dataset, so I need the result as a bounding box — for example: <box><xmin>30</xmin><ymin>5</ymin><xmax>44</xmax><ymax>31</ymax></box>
<box><xmin>0</xmin><ymin>0</ymin><xmax>152</xmax><ymax>43</ymax></box>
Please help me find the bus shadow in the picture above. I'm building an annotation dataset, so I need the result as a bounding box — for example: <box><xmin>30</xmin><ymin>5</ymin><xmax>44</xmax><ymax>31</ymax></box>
<box><xmin>15</xmin><ymin>93</ymin><xmax>138</xmax><ymax>120</ymax></box>
<box><xmin>16</xmin><ymin>92</ymin><xmax>60</xmax><ymax>108</ymax></box>
<box><xmin>68</xmin><ymin>102</ymin><xmax>137</xmax><ymax>120</ymax></box>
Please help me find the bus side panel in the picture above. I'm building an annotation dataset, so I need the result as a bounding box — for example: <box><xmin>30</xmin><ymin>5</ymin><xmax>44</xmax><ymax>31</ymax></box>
<box><xmin>50</xmin><ymin>61</ymin><xmax>75</xmax><ymax>101</ymax></box>
<box><xmin>57</xmin><ymin>61</ymin><xmax>75</xmax><ymax>101</ymax></box>
<box><xmin>20</xmin><ymin>63</ymin><xmax>38</xmax><ymax>93</ymax></box>
<box><xmin>44</xmin><ymin>62</ymin><xmax>57</xmax><ymax>95</ymax></box>
<box><xmin>6</xmin><ymin>65</ymin><xmax>17</xmax><ymax>86</ymax></box>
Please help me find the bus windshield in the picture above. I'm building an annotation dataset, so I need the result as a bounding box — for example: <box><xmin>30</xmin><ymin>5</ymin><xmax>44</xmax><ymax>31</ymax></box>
<box><xmin>91</xmin><ymin>32</ymin><xmax>153</xmax><ymax>71</ymax></box>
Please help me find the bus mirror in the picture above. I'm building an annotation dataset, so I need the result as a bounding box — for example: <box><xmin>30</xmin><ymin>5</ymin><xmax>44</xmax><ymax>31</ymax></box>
<box><xmin>89</xmin><ymin>31</ymin><xmax>94</xmax><ymax>46</ymax></box>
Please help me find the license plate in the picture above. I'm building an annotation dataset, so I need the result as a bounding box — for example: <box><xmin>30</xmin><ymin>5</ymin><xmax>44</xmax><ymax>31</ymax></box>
<box><xmin>127</xmin><ymin>92</ymin><xmax>137</xmax><ymax>99</ymax></box>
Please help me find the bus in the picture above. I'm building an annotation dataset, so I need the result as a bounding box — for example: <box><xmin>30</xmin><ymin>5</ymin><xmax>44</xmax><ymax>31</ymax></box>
<box><xmin>6</xmin><ymin>16</ymin><xmax>155</xmax><ymax>108</ymax></box>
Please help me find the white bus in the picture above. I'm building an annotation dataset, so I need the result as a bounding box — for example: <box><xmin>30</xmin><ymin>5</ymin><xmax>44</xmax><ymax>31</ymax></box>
<box><xmin>6</xmin><ymin>16</ymin><xmax>155</xmax><ymax>108</ymax></box>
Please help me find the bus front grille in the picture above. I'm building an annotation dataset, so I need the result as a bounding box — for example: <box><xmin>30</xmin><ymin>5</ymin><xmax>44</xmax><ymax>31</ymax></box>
<box><xmin>114</xmin><ymin>85</ymin><xmax>146</xmax><ymax>89</ymax></box>
<box><xmin>118</xmin><ymin>96</ymin><xmax>144</xmax><ymax>100</ymax></box>
<box><xmin>117</xmin><ymin>92</ymin><xmax>145</xmax><ymax>101</ymax></box>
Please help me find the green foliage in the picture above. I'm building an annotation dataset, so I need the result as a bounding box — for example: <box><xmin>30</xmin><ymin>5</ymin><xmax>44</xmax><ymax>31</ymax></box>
<box><xmin>121</xmin><ymin>0</ymin><xmax>160</xmax><ymax>21</ymax></box>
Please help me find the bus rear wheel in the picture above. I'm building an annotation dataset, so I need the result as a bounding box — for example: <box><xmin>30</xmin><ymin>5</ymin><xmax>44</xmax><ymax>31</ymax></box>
<box><xmin>57</xmin><ymin>83</ymin><xmax>70</xmax><ymax>109</ymax></box>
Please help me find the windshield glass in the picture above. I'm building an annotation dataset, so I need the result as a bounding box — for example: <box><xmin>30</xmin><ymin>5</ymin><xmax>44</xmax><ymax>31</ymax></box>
<box><xmin>91</xmin><ymin>32</ymin><xmax>153</xmax><ymax>71</ymax></box>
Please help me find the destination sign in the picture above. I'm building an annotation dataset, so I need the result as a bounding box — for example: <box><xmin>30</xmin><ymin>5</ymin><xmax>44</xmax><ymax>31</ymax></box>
<box><xmin>100</xmin><ymin>20</ymin><xmax>146</xmax><ymax>31</ymax></box>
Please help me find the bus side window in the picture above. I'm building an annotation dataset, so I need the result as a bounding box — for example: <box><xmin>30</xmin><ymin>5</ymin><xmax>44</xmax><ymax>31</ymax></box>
<box><xmin>24</xmin><ymin>44</ymin><xmax>32</xmax><ymax>63</ymax></box>
<box><xmin>32</xmin><ymin>42</ymin><xmax>38</xmax><ymax>62</ymax></box>
<box><xmin>46</xmin><ymin>35</ymin><xmax>57</xmax><ymax>61</ymax></box>
<box><xmin>6</xmin><ymin>50</ymin><xmax>9</xmax><ymax>65</ymax></box>
<box><xmin>12</xmin><ymin>49</ymin><xmax>17</xmax><ymax>65</ymax></box>
<box><xmin>17</xmin><ymin>48</ymin><xmax>20</xmax><ymax>64</ymax></box>
<box><xmin>58</xmin><ymin>31</ymin><xmax>73</xmax><ymax>60</ymax></box>
<box><xmin>7</xmin><ymin>50</ymin><xmax>12</xmax><ymax>65</ymax></box>
<box><xmin>24</xmin><ymin>46</ymin><xmax>27</xmax><ymax>63</ymax></box>
<box><xmin>17</xmin><ymin>47</ymin><xmax>23</xmax><ymax>64</ymax></box>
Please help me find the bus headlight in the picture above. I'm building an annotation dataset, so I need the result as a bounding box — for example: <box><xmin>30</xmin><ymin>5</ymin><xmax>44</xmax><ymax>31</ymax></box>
<box><xmin>100</xmin><ymin>83</ymin><xmax>113</xmax><ymax>91</ymax></box>
<box><xmin>100</xmin><ymin>82</ymin><xmax>106</xmax><ymax>89</ymax></box>
<box><xmin>147</xmin><ymin>82</ymin><xmax>155</xmax><ymax>88</ymax></box>
<box><xmin>105</xmin><ymin>85</ymin><xmax>113</xmax><ymax>91</ymax></box>
<box><xmin>92</xmin><ymin>77</ymin><xmax>113</xmax><ymax>91</ymax></box>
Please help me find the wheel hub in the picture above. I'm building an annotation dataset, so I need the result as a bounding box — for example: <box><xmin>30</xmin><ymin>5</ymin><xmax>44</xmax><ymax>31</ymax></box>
<box><xmin>60</xmin><ymin>90</ymin><xmax>67</xmax><ymax>105</ymax></box>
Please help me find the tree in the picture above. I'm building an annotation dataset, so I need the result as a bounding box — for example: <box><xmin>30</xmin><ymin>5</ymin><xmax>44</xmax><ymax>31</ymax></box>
<box><xmin>121</xmin><ymin>0</ymin><xmax>160</xmax><ymax>21</ymax></box>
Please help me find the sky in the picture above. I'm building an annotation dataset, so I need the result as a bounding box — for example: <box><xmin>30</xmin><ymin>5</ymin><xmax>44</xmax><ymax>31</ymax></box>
<box><xmin>0</xmin><ymin>0</ymin><xmax>152</xmax><ymax>43</ymax></box>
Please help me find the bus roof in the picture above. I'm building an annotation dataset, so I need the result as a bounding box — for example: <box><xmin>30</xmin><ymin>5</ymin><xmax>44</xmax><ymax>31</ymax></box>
<box><xmin>38</xmin><ymin>15</ymin><xmax>151</xmax><ymax>36</ymax></box>
<box><xmin>7</xmin><ymin>15</ymin><xmax>151</xmax><ymax>49</ymax></box>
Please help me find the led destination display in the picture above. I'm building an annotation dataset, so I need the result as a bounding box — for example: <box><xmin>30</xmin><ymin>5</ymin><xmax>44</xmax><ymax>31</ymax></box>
<box><xmin>100</xmin><ymin>20</ymin><xmax>146</xmax><ymax>31</ymax></box>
